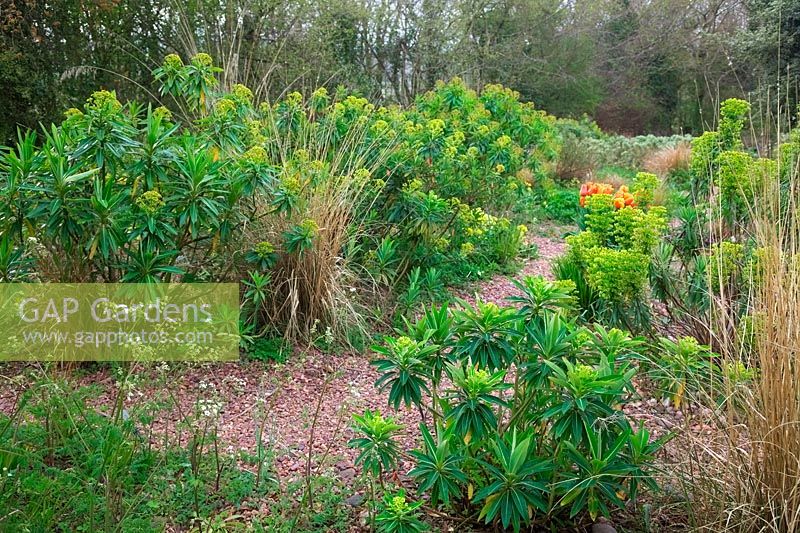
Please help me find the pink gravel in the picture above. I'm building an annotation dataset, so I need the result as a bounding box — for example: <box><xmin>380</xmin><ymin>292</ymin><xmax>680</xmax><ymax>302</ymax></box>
<box><xmin>455</xmin><ymin>233</ymin><xmax>566</xmax><ymax>306</ymax></box>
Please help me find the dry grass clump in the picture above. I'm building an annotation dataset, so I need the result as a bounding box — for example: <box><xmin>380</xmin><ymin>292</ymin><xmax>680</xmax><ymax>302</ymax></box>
<box><xmin>244</xmin><ymin>113</ymin><xmax>398</xmax><ymax>345</ymax></box>
<box><xmin>681</xmin><ymin>161</ymin><xmax>800</xmax><ymax>532</ymax></box>
<box><xmin>644</xmin><ymin>142</ymin><xmax>692</xmax><ymax>178</ymax></box>
<box><xmin>556</xmin><ymin>149</ymin><xmax>596</xmax><ymax>181</ymax></box>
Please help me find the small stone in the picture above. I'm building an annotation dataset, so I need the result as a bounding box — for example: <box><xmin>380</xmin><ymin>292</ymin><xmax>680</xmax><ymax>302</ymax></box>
<box><xmin>592</xmin><ymin>522</ymin><xmax>617</xmax><ymax>533</ymax></box>
<box><xmin>339</xmin><ymin>467</ymin><xmax>357</xmax><ymax>482</ymax></box>
<box><xmin>345</xmin><ymin>494</ymin><xmax>365</xmax><ymax>507</ymax></box>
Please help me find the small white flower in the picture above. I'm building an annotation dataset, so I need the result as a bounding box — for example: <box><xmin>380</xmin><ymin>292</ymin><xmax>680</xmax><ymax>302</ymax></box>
<box><xmin>198</xmin><ymin>398</ymin><xmax>223</xmax><ymax>420</ymax></box>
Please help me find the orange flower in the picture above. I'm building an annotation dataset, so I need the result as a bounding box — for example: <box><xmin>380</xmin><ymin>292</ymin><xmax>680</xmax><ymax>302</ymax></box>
<box><xmin>612</xmin><ymin>188</ymin><xmax>636</xmax><ymax>209</ymax></box>
<box><xmin>579</xmin><ymin>181</ymin><xmax>615</xmax><ymax>208</ymax></box>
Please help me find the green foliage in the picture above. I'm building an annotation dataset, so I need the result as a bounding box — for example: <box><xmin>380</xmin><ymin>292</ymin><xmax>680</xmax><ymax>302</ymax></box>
<box><xmin>690</xmin><ymin>131</ymin><xmax>721</xmax><ymax>192</ymax></box>
<box><xmin>452</xmin><ymin>301</ymin><xmax>521</xmax><ymax>371</ymax></box>
<box><xmin>368</xmin><ymin>276</ymin><xmax>670</xmax><ymax>528</ymax></box>
<box><xmin>716</xmin><ymin>150</ymin><xmax>757</xmax><ymax>222</ymax></box>
<box><xmin>0</xmin><ymin>88</ymin><xmax>243</xmax><ymax>283</ymax></box>
<box><xmin>372</xmin><ymin>336</ymin><xmax>436</xmax><ymax>410</ymax></box>
<box><xmin>446</xmin><ymin>364</ymin><xmax>510</xmax><ymax>443</ymax></box>
<box><xmin>474</xmin><ymin>431</ymin><xmax>552</xmax><ymax>532</ymax></box>
<box><xmin>378</xmin><ymin>78</ymin><xmax>558</xmax><ymax>282</ymax></box>
<box><xmin>368</xmin><ymin>237</ymin><xmax>401</xmax><ymax>286</ymax></box>
<box><xmin>585</xmin><ymin>324</ymin><xmax>644</xmax><ymax>369</ymax></box>
<box><xmin>246</xmin><ymin>337</ymin><xmax>291</xmax><ymax>363</ymax></box>
<box><xmin>0</xmin><ymin>376</ymin><xmax>274</xmax><ymax>531</ymax></box>
<box><xmin>707</xmin><ymin>241</ymin><xmax>745</xmax><ymax>293</ymax></box>
<box><xmin>245</xmin><ymin>240</ymin><xmax>278</xmax><ymax>271</ymax></box>
<box><xmin>585</xmin><ymin>248</ymin><xmax>650</xmax><ymax>303</ymax></box>
<box><xmin>583</xmin><ymin>193</ymin><xmax>617</xmax><ymax>237</ymax></box>
<box><xmin>648</xmin><ymin>336</ymin><xmax>717</xmax><ymax>409</ymax></box>
<box><xmin>557</xmin><ymin>430</ymin><xmax>633</xmax><ymax>521</ymax></box>
<box><xmin>656</xmin><ymin>99</ymin><xmax>786</xmax><ymax>345</ymax></box>
<box><xmin>283</xmin><ymin>218</ymin><xmax>318</xmax><ymax>255</ymax></box>
<box><xmin>0</xmin><ymin>54</ymin><xmax>557</xmax><ymax>345</ymax></box>
<box><xmin>542</xmin><ymin>186</ymin><xmax>581</xmax><ymax>223</ymax></box>
<box><xmin>543</xmin><ymin>359</ymin><xmax>633</xmax><ymax>446</ymax></box>
<box><xmin>348</xmin><ymin>410</ymin><xmax>403</xmax><ymax>480</ymax></box>
<box><xmin>553</xmin><ymin>255</ymin><xmax>601</xmax><ymax>321</ymax></box>
<box><xmin>508</xmin><ymin>275</ymin><xmax>576</xmax><ymax>325</ymax></box>
<box><xmin>375</xmin><ymin>490</ymin><xmax>428</xmax><ymax>533</ymax></box>
<box><xmin>718</xmin><ymin>98</ymin><xmax>750</xmax><ymax>150</ymax></box>
<box><xmin>560</xmin><ymin>180</ymin><xmax>667</xmax><ymax>330</ymax></box>
<box><xmin>408</xmin><ymin>424</ymin><xmax>466</xmax><ymax>506</ymax></box>
<box><xmin>520</xmin><ymin>312</ymin><xmax>576</xmax><ymax>388</ymax></box>
<box><xmin>252</xmin><ymin>474</ymin><xmax>350</xmax><ymax>532</ymax></box>
<box><xmin>555</xmin><ymin>118</ymin><xmax>691</xmax><ymax>179</ymax></box>
<box><xmin>687</xmin><ymin>98</ymin><xmax>769</xmax><ymax>231</ymax></box>
<box><xmin>400</xmin><ymin>303</ymin><xmax>453</xmax><ymax>386</ymax></box>
<box><xmin>631</xmin><ymin>171</ymin><xmax>659</xmax><ymax>206</ymax></box>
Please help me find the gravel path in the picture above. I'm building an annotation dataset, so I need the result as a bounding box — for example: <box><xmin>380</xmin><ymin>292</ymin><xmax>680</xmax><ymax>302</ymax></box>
<box><xmin>455</xmin><ymin>233</ymin><xmax>567</xmax><ymax>306</ymax></box>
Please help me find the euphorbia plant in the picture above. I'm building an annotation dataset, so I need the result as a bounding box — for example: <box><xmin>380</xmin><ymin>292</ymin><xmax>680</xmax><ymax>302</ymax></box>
<box><xmin>473</xmin><ymin>430</ymin><xmax>552</xmax><ymax>532</ymax></box>
<box><xmin>541</xmin><ymin>359</ymin><xmax>633</xmax><ymax>446</ymax></box>
<box><xmin>649</xmin><ymin>336</ymin><xmax>717</xmax><ymax>409</ymax></box>
<box><xmin>372</xmin><ymin>336</ymin><xmax>437</xmax><ymax>411</ymax></box>
<box><xmin>558</xmin><ymin>176</ymin><xmax>668</xmax><ymax>331</ymax></box>
<box><xmin>407</xmin><ymin>424</ymin><xmax>466</xmax><ymax>507</ymax></box>
<box><xmin>348</xmin><ymin>410</ymin><xmax>403</xmax><ymax>482</ymax></box>
<box><xmin>445</xmin><ymin>363</ymin><xmax>510</xmax><ymax>444</ymax></box>
<box><xmin>451</xmin><ymin>300</ymin><xmax>521</xmax><ymax>371</ymax></box>
<box><xmin>367</xmin><ymin>278</ymin><xmax>671</xmax><ymax>528</ymax></box>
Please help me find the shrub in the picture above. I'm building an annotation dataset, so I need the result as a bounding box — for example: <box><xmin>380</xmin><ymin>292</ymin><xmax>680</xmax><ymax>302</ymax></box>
<box><xmin>559</xmin><ymin>180</ymin><xmax>667</xmax><ymax>330</ymax></box>
<box><xmin>655</xmin><ymin>99</ymin><xmax>775</xmax><ymax>346</ymax></box>
<box><xmin>554</xmin><ymin>117</ymin><xmax>690</xmax><ymax>180</ymax></box>
<box><xmin>647</xmin><ymin>336</ymin><xmax>717</xmax><ymax>409</ymax></box>
<box><xmin>356</xmin><ymin>276</ymin><xmax>670</xmax><ymax>530</ymax></box>
<box><xmin>689</xmin><ymin>130</ymin><xmax>721</xmax><ymax>193</ymax></box>
<box><xmin>0</xmin><ymin>54</ymin><xmax>559</xmax><ymax>345</ymax></box>
<box><xmin>541</xmin><ymin>185</ymin><xmax>580</xmax><ymax>223</ymax></box>
<box><xmin>631</xmin><ymin>171</ymin><xmax>659</xmax><ymax>206</ymax></box>
<box><xmin>585</xmin><ymin>248</ymin><xmax>650</xmax><ymax>303</ymax></box>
